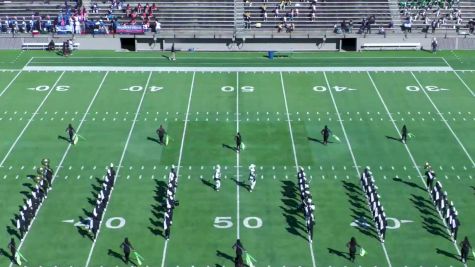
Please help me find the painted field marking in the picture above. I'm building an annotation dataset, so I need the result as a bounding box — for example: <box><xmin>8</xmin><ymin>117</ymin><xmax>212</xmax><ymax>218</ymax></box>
<box><xmin>410</xmin><ymin>72</ymin><xmax>475</xmax><ymax>168</ymax></box>
<box><xmin>280</xmin><ymin>72</ymin><xmax>317</xmax><ymax>267</ymax></box>
<box><xmin>9</xmin><ymin>72</ymin><xmax>109</xmax><ymax>267</ymax></box>
<box><xmin>0</xmin><ymin>72</ymin><xmax>65</xmax><ymax>167</ymax></box>
<box><xmin>85</xmin><ymin>71</ymin><xmax>153</xmax><ymax>267</ymax></box>
<box><xmin>160</xmin><ymin>72</ymin><xmax>196</xmax><ymax>267</ymax></box>
<box><xmin>323</xmin><ymin>71</ymin><xmax>392</xmax><ymax>267</ymax></box>
<box><xmin>367</xmin><ymin>72</ymin><xmax>465</xmax><ymax>267</ymax></box>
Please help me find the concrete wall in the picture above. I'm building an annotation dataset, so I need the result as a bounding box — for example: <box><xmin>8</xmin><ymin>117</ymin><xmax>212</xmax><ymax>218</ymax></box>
<box><xmin>1</xmin><ymin>34</ymin><xmax>474</xmax><ymax>51</ymax></box>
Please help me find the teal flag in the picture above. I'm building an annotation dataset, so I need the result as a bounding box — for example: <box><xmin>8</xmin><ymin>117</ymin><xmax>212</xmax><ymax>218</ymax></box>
<box><xmin>134</xmin><ymin>251</ymin><xmax>145</xmax><ymax>266</ymax></box>
<box><xmin>245</xmin><ymin>252</ymin><xmax>256</xmax><ymax>267</ymax></box>
<box><xmin>332</xmin><ymin>134</ymin><xmax>341</xmax><ymax>142</ymax></box>
<box><xmin>360</xmin><ymin>247</ymin><xmax>366</xmax><ymax>256</ymax></box>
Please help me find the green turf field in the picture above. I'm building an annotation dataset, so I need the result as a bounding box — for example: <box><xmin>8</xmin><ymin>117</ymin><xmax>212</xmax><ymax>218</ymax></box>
<box><xmin>0</xmin><ymin>50</ymin><xmax>474</xmax><ymax>267</ymax></box>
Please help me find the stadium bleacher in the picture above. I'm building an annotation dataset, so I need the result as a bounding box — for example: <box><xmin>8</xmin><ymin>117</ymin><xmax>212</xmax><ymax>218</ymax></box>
<box><xmin>0</xmin><ymin>0</ymin><xmax>474</xmax><ymax>33</ymax></box>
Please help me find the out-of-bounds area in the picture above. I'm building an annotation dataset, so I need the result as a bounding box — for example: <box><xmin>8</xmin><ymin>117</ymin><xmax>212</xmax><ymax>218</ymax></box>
<box><xmin>0</xmin><ymin>50</ymin><xmax>474</xmax><ymax>267</ymax></box>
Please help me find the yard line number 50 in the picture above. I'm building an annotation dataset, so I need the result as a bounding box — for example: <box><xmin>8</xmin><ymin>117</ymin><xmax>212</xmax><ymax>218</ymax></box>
<box><xmin>214</xmin><ymin>216</ymin><xmax>262</xmax><ymax>229</ymax></box>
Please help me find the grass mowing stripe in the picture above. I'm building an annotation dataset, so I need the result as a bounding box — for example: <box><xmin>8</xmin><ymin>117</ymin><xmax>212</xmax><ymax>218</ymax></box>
<box><xmin>161</xmin><ymin>72</ymin><xmax>196</xmax><ymax>267</ymax></box>
<box><xmin>84</xmin><ymin>71</ymin><xmax>153</xmax><ymax>267</ymax></box>
<box><xmin>8</xmin><ymin>71</ymin><xmax>109</xmax><ymax>267</ymax></box>
<box><xmin>323</xmin><ymin>71</ymin><xmax>393</xmax><ymax>267</ymax></box>
<box><xmin>410</xmin><ymin>72</ymin><xmax>475</xmax><ymax>167</ymax></box>
<box><xmin>367</xmin><ymin>71</ymin><xmax>466</xmax><ymax>267</ymax></box>
<box><xmin>0</xmin><ymin>71</ymin><xmax>22</xmax><ymax>97</ymax></box>
<box><xmin>236</xmin><ymin>72</ymin><xmax>240</xmax><ymax>240</ymax></box>
<box><xmin>279</xmin><ymin>72</ymin><xmax>317</xmax><ymax>267</ymax></box>
<box><xmin>0</xmin><ymin>71</ymin><xmax>65</xmax><ymax>168</ymax></box>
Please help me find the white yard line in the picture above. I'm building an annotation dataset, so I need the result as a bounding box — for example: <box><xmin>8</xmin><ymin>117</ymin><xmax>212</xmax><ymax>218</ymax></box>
<box><xmin>85</xmin><ymin>71</ymin><xmax>153</xmax><ymax>267</ymax></box>
<box><xmin>323</xmin><ymin>71</ymin><xmax>393</xmax><ymax>267</ymax></box>
<box><xmin>279</xmin><ymin>72</ymin><xmax>317</xmax><ymax>267</ymax></box>
<box><xmin>0</xmin><ymin>71</ymin><xmax>65</xmax><ymax>168</ymax></box>
<box><xmin>451</xmin><ymin>72</ymin><xmax>475</xmax><ymax>98</ymax></box>
<box><xmin>441</xmin><ymin>57</ymin><xmax>475</xmax><ymax>97</ymax></box>
<box><xmin>160</xmin><ymin>72</ymin><xmax>196</xmax><ymax>267</ymax></box>
<box><xmin>23</xmin><ymin>66</ymin><xmax>454</xmax><ymax>72</ymax></box>
<box><xmin>236</xmin><ymin>72</ymin><xmax>241</xmax><ymax>239</ymax></box>
<box><xmin>410</xmin><ymin>72</ymin><xmax>475</xmax><ymax>167</ymax></box>
<box><xmin>0</xmin><ymin>71</ymin><xmax>22</xmax><ymax>98</ymax></box>
<box><xmin>367</xmin><ymin>72</ymin><xmax>466</xmax><ymax>267</ymax></box>
<box><xmin>9</xmin><ymin>72</ymin><xmax>109</xmax><ymax>267</ymax></box>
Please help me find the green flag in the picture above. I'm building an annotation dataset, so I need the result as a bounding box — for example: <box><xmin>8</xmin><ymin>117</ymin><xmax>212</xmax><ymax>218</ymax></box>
<box><xmin>408</xmin><ymin>133</ymin><xmax>415</xmax><ymax>138</ymax></box>
<box><xmin>472</xmin><ymin>250</ymin><xmax>475</xmax><ymax>259</ymax></box>
<box><xmin>165</xmin><ymin>135</ymin><xmax>170</xmax><ymax>146</ymax></box>
<box><xmin>360</xmin><ymin>247</ymin><xmax>366</xmax><ymax>257</ymax></box>
<box><xmin>245</xmin><ymin>252</ymin><xmax>257</xmax><ymax>267</ymax></box>
<box><xmin>73</xmin><ymin>134</ymin><xmax>79</xmax><ymax>145</ymax></box>
<box><xmin>16</xmin><ymin>251</ymin><xmax>28</xmax><ymax>265</ymax></box>
<box><xmin>332</xmin><ymin>134</ymin><xmax>341</xmax><ymax>143</ymax></box>
<box><xmin>241</xmin><ymin>142</ymin><xmax>246</xmax><ymax>150</ymax></box>
<box><xmin>76</xmin><ymin>134</ymin><xmax>86</xmax><ymax>140</ymax></box>
<box><xmin>134</xmin><ymin>251</ymin><xmax>144</xmax><ymax>266</ymax></box>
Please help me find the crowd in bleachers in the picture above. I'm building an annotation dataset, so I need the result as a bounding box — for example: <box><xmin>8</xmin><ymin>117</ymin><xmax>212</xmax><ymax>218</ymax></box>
<box><xmin>399</xmin><ymin>0</ymin><xmax>474</xmax><ymax>33</ymax></box>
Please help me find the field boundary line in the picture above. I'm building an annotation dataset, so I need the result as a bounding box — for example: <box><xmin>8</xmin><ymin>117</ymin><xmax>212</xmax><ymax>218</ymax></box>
<box><xmin>0</xmin><ymin>71</ymin><xmax>65</xmax><ymax>168</ymax></box>
<box><xmin>410</xmin><ymin>72</ymin><xmax>475</xmax><ymax>167</ymax></box>
<box><xmin>323</xmin><ymin>71</ymin><xmax>393</xmax><ymax>267</ymax></box>
<box><xmin>84</xmin><ymin>71</ymin><xmax>153</xmax><ymax>267</ymax></box>
<box><xmin>367</xmin><ymin>72</ymin><xmax>466</xmax><ymax>267</ymax></box>
<box><xmin>8</xmin><ymin>72</ymin><xmax>110</xmax><ymax>267</ymax></box>
<box><xmin>22</xmin><ymin>66</ymin><xmax>454</xmax><ymax>72</ymax></box>
<box><xmin>160</xmin><ymin>72</ymin><xmax>196</xmax><ymax>267</ymax></box>
<box><xmin>0</xmin><ymin>70</ymin><xmax>22</xmax><ymax>97</ymax></box>
<box><xmin>280</xmin><ymin>72</ymin><xmax>317</xmax><ymax>267</ymax></box>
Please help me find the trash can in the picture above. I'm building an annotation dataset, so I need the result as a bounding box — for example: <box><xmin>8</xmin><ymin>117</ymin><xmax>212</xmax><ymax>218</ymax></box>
<box><xmin>268</xmin><ymin>51</ymin><xmax>275</xmax><ymax>60</ymax></box>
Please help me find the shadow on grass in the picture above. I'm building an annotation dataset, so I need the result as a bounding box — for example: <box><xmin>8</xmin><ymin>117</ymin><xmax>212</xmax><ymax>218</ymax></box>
<box><xmin>385</xmin><ymin>135</ymin><xmax>402</xmax><ymax>143</ymax></box>
<box><xmin>0</xmin><ymin>248</ymin><xmax>15</xmax><ymax>264</ymax></box>
<box><xmin>216</xmin><ymin>250</ymin><xmax>234</xmax><ymax>263</ymax></box>
<box><xmin>147</xmin><ymin>136</ymin><xmax>161</xmax><ymax>144</ymax></box>
<box><xmin>201</xmin><ymin>178</ymin><xmax>215</xmax><ymax>190</ymax></box>
<box><xmin>222</xmin><ymin>143</ymin><xmax>237</xmax><ymax>152</ymax></box>
<box><xmin>280</xmin><ymin>180</ymin><xmax>307</xmax><ymax>241</ymax></box>
<box><xmin>328</xmin><ymin>247</ymin><xmax>350</xmax><ymax>261</ymax></box>
<box><xmin>393</xmin><ymin>177</ymin><xmax>426</xmax><ymax>192</ymax></box>
<box><xmin>6</xmin><ymin>225</ymin><xmax>20</xmax><ymax>240</ymax></box>
<box><xmin>436</xmin><ymin>248</ymin><xmax>460</xmax><ymax>261</ymax></box>
<box><xmin>307</xmin><ymin>137</ymin><xmax>333</xmax><ymax>144</ymax></box>
<box><xmin>342</xmin><ymin>180</ymin><xmax>379</xmax><ymax>240</ymax></box>
<box><xmin>149</xmin><ymin>180</ymin><xmax>167</xmax><ymax>237</ymax></box>
<box><xmin>57</xmin><ymin>135</ymin><xmax>70</xmax><ymax>143</ymax></box>
<box><xmin>108</xmin><ymin>249</ymin><xmax>125</xmax><ymax>263</ymax></box>
<box><xmin>231</xmin><ymin>178</ymin><xmax>248</xmax><ymax>191</ymax></box>
<box><xmin>410</xmin><ymin>194</ymin><xmax>449</xmax><ymax>240</ymax></box>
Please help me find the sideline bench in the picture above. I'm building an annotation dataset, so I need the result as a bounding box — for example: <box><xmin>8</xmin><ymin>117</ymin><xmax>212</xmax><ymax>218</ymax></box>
<box><xmin>21</xmin><ymin>42</ymin><xmax>80</xmax><ymax>50</ymax></box>
<box><xmin>361</xmin><ymin>43</ymin><xmax>421</xmax><ymax>51</ymax></box>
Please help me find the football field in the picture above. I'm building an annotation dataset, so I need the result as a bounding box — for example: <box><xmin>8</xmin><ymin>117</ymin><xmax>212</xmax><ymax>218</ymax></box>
<box><xmin>0</xmin><ymin>51</ymin><xmax>474</xmax><ymax>267</ymax></box>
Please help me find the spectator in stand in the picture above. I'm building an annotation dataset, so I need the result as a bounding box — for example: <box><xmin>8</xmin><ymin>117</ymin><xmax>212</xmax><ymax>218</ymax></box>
<box><xmin>274</xmin><ymin>7</ymin><xmax>280</xmax><ymax>18</ymax></box>
<box><xmin>277</xmin><ymin>22</ymin><xmax>283</xmax><ymax>32</ymax></box>
<box><xmin>310</xmin><ymin>11</ymin><xmax>315</xmax><ymax>21</ymax></box>
<box><xmin>349</xmin><ymin>19</ymin><xmax>353</xmax><ymax>33</ymax></box>
<box><xmin>468</xmin><ymin>19</ymin><xmax>474</xmax><ymax>34</ymax></box>
<box><xmin>155</xmin><ymin>20</ymin><xmax>161</xmax><ymax>32</ymax></box>
<box><xmin>244</xmin><ymin>12</ymin><xmax>251</xmax><ymax>29</ymax></box>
